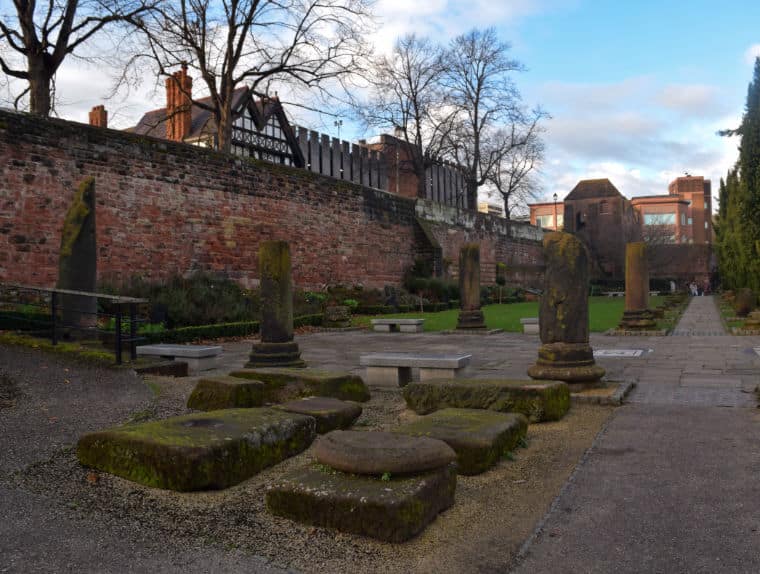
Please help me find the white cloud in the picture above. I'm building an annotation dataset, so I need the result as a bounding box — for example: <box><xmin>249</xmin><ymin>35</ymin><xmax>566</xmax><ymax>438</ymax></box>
<box><xmin>745</xmin><ymin>43</ymin><xmax>760</xmax><ymax>64</ymax></box>
<box><xmin>656</xmin><ymin>84</ymin><xmax>725</xmax><ymax>116</ymax></box>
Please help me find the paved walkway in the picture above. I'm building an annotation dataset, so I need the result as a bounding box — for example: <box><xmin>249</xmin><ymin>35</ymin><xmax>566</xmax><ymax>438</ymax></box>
<box><xmin>512</xmin><ymin>296</ymin><xmax>760</xmax><ymax>573</ymax></box>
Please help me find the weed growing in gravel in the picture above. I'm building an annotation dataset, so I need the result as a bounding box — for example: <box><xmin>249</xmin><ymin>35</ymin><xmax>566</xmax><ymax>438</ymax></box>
<box><xmin>518</xmin><ymin>437</ymin><xmax>529</xmax><ymax>449</ymax></box>
<box><xmin>502</xmin><ymin>451</ymin><xmax>516</xmax><ymax>461</ymax></box>
<box><xmin>380</xmin><ymin>472</ymin><xmax>392</xmax><ymax>481</ymax></box>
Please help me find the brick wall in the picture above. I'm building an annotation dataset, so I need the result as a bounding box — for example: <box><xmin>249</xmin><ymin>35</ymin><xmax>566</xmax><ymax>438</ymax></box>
<box><xmin>0</xmin><ymin>110</ymin><xmax>543</xmax><ymax>290</ymax></box>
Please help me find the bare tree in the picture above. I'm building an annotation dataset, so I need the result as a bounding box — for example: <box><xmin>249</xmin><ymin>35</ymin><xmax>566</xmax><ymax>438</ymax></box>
<box><xmin>126</xmin><ymin>0</ymin><xmax>371</xmax><ymax>153</ymax></box>
<box><xmin>354</xmin><ymin>34</ymin><xmax>455</xmax><ymax>198</ymax></box>
<box><xmin>442</xmin><ymin>28</ymin><xmax>527</xmax><ymax>210</ymax></box>
<box><xmin>487</xmin><ymin>111</ymin><xmax>546</xmax><ymax>218</ymax></box>
<box><xmin>0</xmin><ymin>0</ymin><xmax>157</xmax><ymax>116</ymax></box>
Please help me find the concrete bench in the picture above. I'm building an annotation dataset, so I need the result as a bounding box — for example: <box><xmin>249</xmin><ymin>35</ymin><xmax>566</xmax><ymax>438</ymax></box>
<box><xmin>371</xmin><ymin>318</ymin><xmax>425</xmax><ymax>333</ymax></box>
<box><xmin>136</xmin><ymin>344</ymin><xmax>222</xmax><ymax>373</ymax></box>
<box><xmin>603</xmin><ymin>291</ymin><xmax>625</xmax><ymax>297</ymax></box>
<box><xmin>520</xmin><ymin>317</ymin><xmax>539</xmax><ymax>335</ymax></box>
<box><xmin>359</xmin><ymin>353</ymin><xmax>472</xmax><ymax>388</ymax></box>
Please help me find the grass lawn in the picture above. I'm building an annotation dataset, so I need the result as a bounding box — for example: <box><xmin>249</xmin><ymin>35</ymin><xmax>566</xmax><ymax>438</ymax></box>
<box><xmin>353</xmin><ymin>295</ymin><xmax>667</xmax><ymax>333</ymax></box>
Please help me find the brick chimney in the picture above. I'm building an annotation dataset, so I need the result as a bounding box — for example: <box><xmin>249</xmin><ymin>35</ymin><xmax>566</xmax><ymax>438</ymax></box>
<box><xmin>88</xmin><ymin>105</ymin><xmax>107</xmax><ymax>128</ymax></box>
<box><xmin>165</xmin><ymin>63</ymin><xmax>193</xmax><ymax>142</ymax></box>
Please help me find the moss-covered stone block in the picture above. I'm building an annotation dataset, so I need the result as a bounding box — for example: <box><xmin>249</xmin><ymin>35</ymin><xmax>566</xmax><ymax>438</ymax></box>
<box><xmin>266</xmin><ymin>463</ymin><xmax>457</xmax><ymax>542</ymax></box>
<box><xmin>274</xmin><ymin>397</ymin><xmax>362</xmax><ymax>433</ymax></box>
<box><xmin>229</xmin><ymin>368</ymin><xmax>370</xmax><ymax>403</ymax></box>
<box><xmin>187</xmin><ymin>376</ymin><xmax>264</xmax><ymax>411</ymax></box>
<box><xmin>402</xmin><ymin>379</ymin><xmax>570</xmax><ymax>423</ymax></box>
<box><xmin>394</xmin><ymin>408</ymin><xmax>528</xmax><ymax>475</ymax></box>
<box><xmin>77</xmin><ymin>408</ymin><xmax>316</xmax><ymax>491</ymax></box>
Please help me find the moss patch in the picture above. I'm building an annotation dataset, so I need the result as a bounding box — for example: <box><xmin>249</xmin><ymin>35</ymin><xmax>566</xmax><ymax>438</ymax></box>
<box><xmin>229</xmin><ymin>368</ymin><xmax>370</xmax><ymax>402</ymax></box>
<box><xmin>274</xmin><ymin>397</ymin><xmax>362</xmax><ymax>433</ymax></box>
<box><xmin>187</xmin><ymin>376</ymin><xmax>265</xmax><ymax>411</ymax></box>
<box><xmin>403</xmin><ymin>379</ymin><xmax>570</xmax><ymax>423</ymax></box>
<box><xmin>266</xmin><ymin>463</ymin><xmax>456</xmax><ymax>542</ymax></box>
<box><xmin>77</xmin><ymin>408</ymin><xmax>316</xmax><ymax>491</ymax></box>
<box><xmin>0</xmin><ymin>333</ymin><xmax>115</xmax><ymax>365</ymax></box>
<box><xmin>394</xmin><ymin>408</ymin><xmax>528</xmax><ymax>475</ymax></box>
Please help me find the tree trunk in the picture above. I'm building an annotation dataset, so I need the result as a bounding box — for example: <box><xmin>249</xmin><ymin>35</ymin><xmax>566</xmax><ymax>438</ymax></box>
<box><xmin>28</xmin><ymin>57</ymin><xmax>52</xmax><ymax>117</ymax></box>
<box><xmin>217</xmin><ymin>99</ymin><xmax>233</xmax><ymax>154</ymax></box>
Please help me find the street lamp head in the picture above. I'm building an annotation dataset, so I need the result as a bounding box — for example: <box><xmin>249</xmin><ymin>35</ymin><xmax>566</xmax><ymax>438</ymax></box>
<box><xmin>553</xmin><ymin>192</ymin><xmax>558</xmax><ymax>202</ymax></box>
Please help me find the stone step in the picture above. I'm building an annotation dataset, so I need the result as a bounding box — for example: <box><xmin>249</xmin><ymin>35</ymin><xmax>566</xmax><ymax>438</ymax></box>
<box><xmin>403</xmin><ymin>379</ymin><xmax>570</xmax><ymax>422</ymax></box>
<box><xmin>77</xmin><ymin>408</ymin><xmax>315</xmax><ymax>491</ymax></box>
<box><xmin>394</xmin><ymin>408</ymin><xmax>529</xmax><ymax>475</ymax></box>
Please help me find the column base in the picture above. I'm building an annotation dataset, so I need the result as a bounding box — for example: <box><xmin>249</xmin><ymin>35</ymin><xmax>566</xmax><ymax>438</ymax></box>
<box><xmin>246</xmin><ymin>341</ymin><xmax>306</xmax><ymax>369</ymax></box>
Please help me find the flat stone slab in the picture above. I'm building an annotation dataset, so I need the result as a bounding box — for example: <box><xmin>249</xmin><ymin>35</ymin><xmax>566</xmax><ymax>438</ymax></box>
<box><xmin>77</xmin><ymin>408</ymin><xmax>315</xmax><ymax>491</ymax></box>
<box><xmin>136</xmin><ymin>344</ymin><xmax>222</xmax><ymax>359</ymax></box>
<box><xmin>360</xmin><ymin>353</ymin><xmax>471</xmax><ymax>369</ymax></box>
<box><xmin>313</xmin><ymin>430</ymin><xmax>456</xmax><ymax>475</ymax></box>
<box><xmin>274</xmin><ymin>397</ymin><xmax>362</xmax><ymax>433</ymax></box>
<box><xmin>403</xmin><ymin>379</ymin><xmax>571</xmax><ymax>423</ymax></box>
<box><xmin>371</xmin><ymin>319</ymin><xmax>425</xmax><ymax>326</ymax></box>
<box><xmin>394</xmin><ymin>409</ymin><xmax>528</xmax><ymax>475</ymax></box>
<box><xmin>520</xmin><ymin>317</ymin><xmax>539</xmax><ymax>325</ymax></box>
<box><xmin>186</xmin><ymin>376</ymin><xmax>264</xmax><ymax>411</ymax></box>
<box><xmin>266</xmin><ymin>463</ymin><xmax>456</xmax><ymax>542</ymax></box>
<box><xmin>594</xmin><ymin>349</ymin><xmax>646</xmax><ymax>358</ymax></box>
<box><xmin>229</xmin><ymin>368</ymin><xmax>370</xmax><ymax>402</ymax></box>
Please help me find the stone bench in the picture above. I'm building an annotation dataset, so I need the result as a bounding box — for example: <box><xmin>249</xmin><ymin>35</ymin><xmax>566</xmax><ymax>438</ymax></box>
<box><xmin>371</xmin><ymin>318</ymin><xmax>424</xmax><ymax>333</ymax></box>
<box><xmin>136</xmin><ymin>344</ymin><xmax>222</xmax><ymax>373</ymax></box>
<box><xmin>520</xmin><ymin>317</ymin><xmax>539</xmax><ymax>335</ymax></box>
<box><xmin>359</xmin><ymin>353</ymin><xmax>472</xmax><ymax>388</ymax></box>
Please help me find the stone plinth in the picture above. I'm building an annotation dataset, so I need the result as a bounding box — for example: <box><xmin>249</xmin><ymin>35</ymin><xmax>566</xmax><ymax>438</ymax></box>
<box><xmin>323</xmin><ymin>305</ymin><xmax>351</xmax><ymax>328</ymax></box>
<box><xmin>247</xmin><ymin>241</ymin><xmax>305</xmax><ymax>368</ymax></box>
<box><xmin>77</xmin><ymin>408</ymin><xmax>315</xmax><ymax>491</ymax></box>
<box><xmin>186</xmin><ymin>376</ymin><xmax>264</xmax><ymax>411</ymax></box>
<box><xmin>734</xmin><ymin>288</ymin><xmax>756</xmax><ymax>317</ymax></box>
<box><xmin>618</xmin><ymin>242</ymin><xmax>656</xmax><ymax>330</ymax></box>
<box><xmin>403</xmin><ymin>378</ymin><xmax>571</xmax><ymax>423</ymax></box>
<box><xmin>527</xmin><ymin>232</ymin><xmax>605</xmax><ymax>388</ymax></box>
<box><xmin>394</xmin><ymin>409</ymin><xmax>529</xmax><ymax>475</ymax></box>
<box><xmin>456</xmin><ymin>243</ymin><xmax>486</xmax><ymax>330</ymax></box>
<box><xmin>275</xmin><ymin>397</ymin><xmax>362</xmax><ymax>433</ymax></box>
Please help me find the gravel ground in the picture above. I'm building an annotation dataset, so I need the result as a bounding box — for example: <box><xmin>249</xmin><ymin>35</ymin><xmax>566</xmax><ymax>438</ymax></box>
<box><xmin>1</xmin><ymin>342</ymin><xmax>612</xmax><ymax>573</ymax></box>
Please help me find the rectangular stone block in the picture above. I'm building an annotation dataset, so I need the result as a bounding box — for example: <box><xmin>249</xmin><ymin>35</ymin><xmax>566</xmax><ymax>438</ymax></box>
<box><xmin>394</xmin><ymin>409</ymin><xmax>528</xmax><ymax>475</ymax></box>
<box><xmin>360</xmin><ymin>353</ymin><xmax>471</xmax><ymax>369</ymax></box>
<box><xmin>402</xmin><ymin>379</ymin><xmax>571</xmax><ymax>423</ymax></box>
<box><xmin>229</xmin><ymin>367</ymin><xmax>370</xmax><ymax>402</ymax></box>
<box><xmin>187</xmin><ymin>376</ymin><xmax>264</xmax><ymax>411</ymax></box>
<box><xmin>365</xmin><ymin>366</ymin><xmax>412</xmax><ymax>389</ymax></box>
<box><xmin>266</xmin><ymin>463</ymin><xmax>456</xmax><ymax>542</ymax></box>
<box><xmin>77</xmin><ymin>408</ymin><xmax>316</xmax><ymax>491</ymax></box>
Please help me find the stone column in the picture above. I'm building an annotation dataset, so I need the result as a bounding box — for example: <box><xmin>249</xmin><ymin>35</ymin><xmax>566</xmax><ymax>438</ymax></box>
<box><xmin>618</xmin><ymin>242</ymin><xmax>656</xmax><ymax>330</ymax></box>
<box><xmin>246</xmin><ymin>241</ymin><xmax>305</xmax><ymax>368</ymax></box>
<box><xmin>527</xmin><ymin>232</ymin><xmax>604</xmax><ymax>387</ymax></box>
<box><xmin>58</xmin><ymin>177</ymin><xmax>97</xmax><ymax>334</ymax></box>
<box><xmin>456</xmin><ymin>243</ymin><xmax>487</xmax><ymax>330</ymax></box>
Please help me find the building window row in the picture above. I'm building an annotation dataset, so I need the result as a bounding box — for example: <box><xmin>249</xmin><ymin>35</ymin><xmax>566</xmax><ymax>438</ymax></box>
<box><xmin>643</xmin><ymin>212</ymin><xmax>676</xmax><ymax>225</ymax></box>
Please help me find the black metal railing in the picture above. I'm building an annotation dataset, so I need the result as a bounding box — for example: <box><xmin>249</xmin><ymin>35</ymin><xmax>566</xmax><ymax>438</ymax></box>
<box><xmin>0</xmin><ymin>283</ymin><xmax>149</xmax><ymax>364</ymax></box>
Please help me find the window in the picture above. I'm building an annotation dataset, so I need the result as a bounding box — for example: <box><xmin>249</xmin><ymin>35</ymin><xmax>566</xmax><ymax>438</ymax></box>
<box><xmin>599</xmin><ymin>200</ymin><xmax>611</xmax><ymax>214</ymax></box>
<box><xmin>688</xmin><ymin>217</ymin><xmax>693</xmax><ymax>225</ymax></box>
<box><xmin>556</xmin><ymin>214</ymin><xmax>564</xmax><ymax>228</ymax></box>
<box><xmin>535</xmin><ymin>214</ymin><xmax>554</xmax><ymax>228</ymax></box>
<box><xmin>644</xmin><ymin>212</ymin><xmax>675</xmax><ymax>225</ymax></box>
<box><xmin>681</xmin><ymin>213</ymin><xmax>686</xmax><ymax>226</ymax></box>
<box><xmin>705</xmin><ymin>221</ymin><xmax>709</xmax><ymax>229</ymax></box>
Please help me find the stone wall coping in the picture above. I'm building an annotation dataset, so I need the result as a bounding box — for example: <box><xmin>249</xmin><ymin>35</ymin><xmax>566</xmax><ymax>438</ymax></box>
<box><xmin>371</xmin><ymin>318</ymin><xmax>425</xmax><ymax>325</ymax></box>
<box><xmin>360</xmin><ymin>353</ymin><xmax>471</xmax><ymax>368</ymax></box>
<box><xmin>136</xmin><ymin>344</ymin><xmax>223</xmax><ymax>358</ymax></box>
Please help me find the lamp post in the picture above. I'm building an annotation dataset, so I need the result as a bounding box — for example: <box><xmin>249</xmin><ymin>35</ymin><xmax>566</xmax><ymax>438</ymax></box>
<box><xmin>553</xmin><ymin>192</ymin><xmax>558</xmax><ymax>230</ymax></box>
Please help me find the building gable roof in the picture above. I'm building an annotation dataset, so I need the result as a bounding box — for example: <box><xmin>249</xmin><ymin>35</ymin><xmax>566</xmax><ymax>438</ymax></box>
<box><xmin>565</xmin><ymin>178</ymin><xmax>622</xmax><ymax>200</ymax></box>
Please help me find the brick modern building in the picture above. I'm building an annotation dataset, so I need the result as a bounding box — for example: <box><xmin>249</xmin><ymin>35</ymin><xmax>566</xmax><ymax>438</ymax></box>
<box><xmin>528</xmin><ymin>176</ymin><xmax>714</xmax><ymax>282</ymax></box>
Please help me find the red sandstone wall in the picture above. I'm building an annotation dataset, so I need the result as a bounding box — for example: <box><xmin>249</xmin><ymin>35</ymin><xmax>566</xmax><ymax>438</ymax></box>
<box><xmin>0</xmin><ymin>110</ymin><xmax>544</xmax><ymax>291</ymax></box>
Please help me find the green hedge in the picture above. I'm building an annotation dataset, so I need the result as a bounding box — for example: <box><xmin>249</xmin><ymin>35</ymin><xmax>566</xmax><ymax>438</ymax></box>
<box><xmin>141</xmin><ymin>314</ymin><xmax>324</xmax><ymax>344</ymax></box>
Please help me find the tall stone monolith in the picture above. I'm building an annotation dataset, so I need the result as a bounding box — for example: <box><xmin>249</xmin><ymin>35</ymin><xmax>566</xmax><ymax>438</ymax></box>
<box><xmin>527</xmin><ymin>232</ymin><xmax>604</xmax><ymax>388</ymax></box>
<box><xmin>246</xmin><ymin>241</ymin><xmax>305</xmax><ymax>368</ymax></box>
<box><xmin>618</xmin><ymin>242</ymin><xmax>656</xmax><ymax>330</ymax></box>
<box><xmin>456</xmin><ymin>243</ymin><xmax>487</xmax><ymax>330</ymax></box>
<box><xmin>57</xmin><ymin>177</ymin><xmax>97</xmax><ymax>334</ymax></box>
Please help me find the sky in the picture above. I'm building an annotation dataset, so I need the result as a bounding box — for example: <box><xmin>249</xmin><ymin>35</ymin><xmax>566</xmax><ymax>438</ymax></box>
<box><xmin>6</xmin><ymin>0</ymin><xmax>760</xmax><ymax>210</ymax></box>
